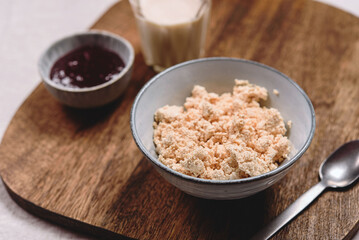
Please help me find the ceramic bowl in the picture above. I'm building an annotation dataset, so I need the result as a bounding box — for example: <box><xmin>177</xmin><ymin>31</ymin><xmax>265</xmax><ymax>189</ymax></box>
<box><xmin>38</xmin><ymin>30</ymin><xmax>134</xmax><ymax>108</ymax></box>
<box><xmin>130</xmin><ymin>57</ymin><xmax>315</xmax><ymax>200</ymax></box>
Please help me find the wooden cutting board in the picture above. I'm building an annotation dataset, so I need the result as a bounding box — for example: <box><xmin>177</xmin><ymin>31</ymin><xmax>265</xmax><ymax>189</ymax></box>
<box><xmin>1</xmin><ymin>0</ymin><xmax>358</xmax><ymax>239</ymax></box>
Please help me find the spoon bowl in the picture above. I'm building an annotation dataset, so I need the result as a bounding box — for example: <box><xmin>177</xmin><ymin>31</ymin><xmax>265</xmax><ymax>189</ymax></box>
<box><xmin>320</xmin><ymin>140</ymin><xmax>359</xmax><ymax>188</ymax></box>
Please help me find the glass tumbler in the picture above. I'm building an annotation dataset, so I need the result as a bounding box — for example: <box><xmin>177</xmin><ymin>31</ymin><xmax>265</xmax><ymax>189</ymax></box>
<box><xmin>129</xmin><ymin>0</ymin><xmax>211</xmax><ymax>72</ymax></box>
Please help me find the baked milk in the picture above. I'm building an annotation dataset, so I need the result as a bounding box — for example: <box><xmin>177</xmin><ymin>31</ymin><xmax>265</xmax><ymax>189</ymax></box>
<box><xmin>130</xmin><ymin>0</ymin><xmax>211</xmax><ymax>72</ymax></box>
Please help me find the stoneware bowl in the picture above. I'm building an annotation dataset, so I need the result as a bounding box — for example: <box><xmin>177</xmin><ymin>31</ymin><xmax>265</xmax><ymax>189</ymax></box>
<box><xmin>130</xmin><ymin>57</ymin><xmax>315</xmax><ymax>200</ymax></box>
<box><xmin>38</xmin><ymin>30</ymin><xmax>134</xmax><ymax>108</ymax></box>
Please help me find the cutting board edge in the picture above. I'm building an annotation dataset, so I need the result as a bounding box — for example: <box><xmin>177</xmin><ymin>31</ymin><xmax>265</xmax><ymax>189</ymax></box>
<box><xmin>1</xmin><ymin>178</ymin><xmax>131</xmax><ymax>240</ymax></box>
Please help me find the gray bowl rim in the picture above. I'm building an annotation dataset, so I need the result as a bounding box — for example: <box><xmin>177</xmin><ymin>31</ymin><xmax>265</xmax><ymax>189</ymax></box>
<box><xmin>130</xmin><ymin>57</ymin><xmax>316</xmax><ymax>185</ymax></box>
<box><xmin>38</xmin><ymin>30</ymin><xmax>135</xmax><ymax>93</ymax></box>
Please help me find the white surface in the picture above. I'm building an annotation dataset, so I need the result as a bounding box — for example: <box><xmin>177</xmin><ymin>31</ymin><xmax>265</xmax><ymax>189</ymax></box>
<box><xmin>0</xmin><ymin>0</ymin><xmax>358</xmax><ymax>239</ymax></box>
<box><xmin>316</xmin><ymin>0</ymin><xmax>359</xmax><ymax>18</ymax></box>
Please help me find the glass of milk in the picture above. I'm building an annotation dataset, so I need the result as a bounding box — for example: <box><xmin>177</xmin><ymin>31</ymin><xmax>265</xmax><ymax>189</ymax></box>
<box><xmin>130</xmin><ymin>0</ymin><xmax>211</xmax><ymax>72</ymax></box>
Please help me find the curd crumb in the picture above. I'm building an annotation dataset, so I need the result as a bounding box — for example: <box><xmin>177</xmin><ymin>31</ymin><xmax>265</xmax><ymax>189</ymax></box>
<box><xmin>153</xmin><ymin>80</ymin><xmax>291</xmax><ymax>180</ymax></box>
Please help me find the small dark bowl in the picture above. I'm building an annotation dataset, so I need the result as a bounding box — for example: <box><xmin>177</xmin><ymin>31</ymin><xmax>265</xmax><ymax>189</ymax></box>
<box><xmin>38</xmin><ymin>30</ymin><xmax>134</xmax><ymax>108</ymax></box>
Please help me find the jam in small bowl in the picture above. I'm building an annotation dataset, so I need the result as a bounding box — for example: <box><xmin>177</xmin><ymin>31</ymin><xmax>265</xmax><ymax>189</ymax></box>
<box><xmin>39</xmin><ymin>30</ymin><xmax>135</xmax><ymax>108</ymax></box>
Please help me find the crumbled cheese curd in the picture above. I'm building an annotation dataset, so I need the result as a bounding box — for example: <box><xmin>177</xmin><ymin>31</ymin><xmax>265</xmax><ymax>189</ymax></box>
<box><xmin>273</xmin><ymin>89</ymin><xmax>280</xmax><ymax>96</ymax></box>
<box><xmin>153</xmin><ymin>80</ymin><xmax>291</xmax><ymax>180</ymax></box>
<box><xmin>287</xmin><ymin>120</ymin><xmax>293</xmax><ymax>129</ymax></box>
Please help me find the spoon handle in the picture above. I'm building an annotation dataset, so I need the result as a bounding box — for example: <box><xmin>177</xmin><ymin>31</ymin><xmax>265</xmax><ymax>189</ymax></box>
<box><xmin>252</xmin><ymin>181</ymin><xmax>327</xmax><ymax>240</ymax></box>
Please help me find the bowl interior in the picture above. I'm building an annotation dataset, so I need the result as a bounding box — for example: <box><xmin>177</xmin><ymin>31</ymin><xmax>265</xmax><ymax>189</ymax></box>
<box><xmin>132</xmin><ymin>58</ymin><xmax>315</xmax><ymax>180</ymax></box>
<box><xmin>39</xmin><ymin>31</ymin><xmax>134</xmax><ymax>90</ymax></box>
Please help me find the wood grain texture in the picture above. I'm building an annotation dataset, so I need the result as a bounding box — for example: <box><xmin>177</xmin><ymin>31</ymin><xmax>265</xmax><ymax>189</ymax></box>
<box><xmin>1</xmin><ymin>0</ymin><xmax>358</xmax><ymax>239</ymax></box>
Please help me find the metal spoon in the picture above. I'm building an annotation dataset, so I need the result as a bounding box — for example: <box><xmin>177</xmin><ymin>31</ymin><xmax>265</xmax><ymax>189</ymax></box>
<box><xmin>252</xmin><ymin>140</ymin><xmax>359</xmax><ymax>240</ymax></box>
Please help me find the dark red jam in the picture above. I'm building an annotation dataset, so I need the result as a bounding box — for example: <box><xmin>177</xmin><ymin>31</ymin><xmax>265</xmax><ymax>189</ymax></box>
<box><xmin>50</xmin><ymin>45</ymin><xmax>125</xmax><ymax>88</ymax></box>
